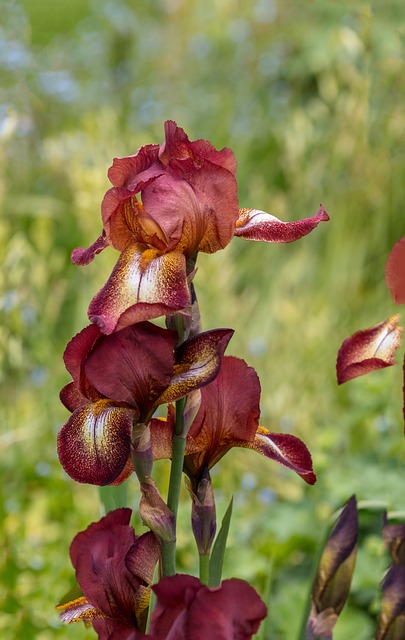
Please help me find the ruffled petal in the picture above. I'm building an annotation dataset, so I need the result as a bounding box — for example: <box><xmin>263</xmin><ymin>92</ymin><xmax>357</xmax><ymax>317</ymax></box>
<box><xmin>160</xmin><ymin>329</ymin><xmax>234</xmax><ymax>404</ymax></box>
<box><xmin>160</xmin><ymin>120</ymin><xmax>237</xmax><ymax>176</ymax></box>
<box><xmin>234</xmin><ymin>204</ymin><xmax>329</xmax><ymax>243</ymax></box>
<box><xmin>84</xmin><ymin>322</ymin><xmax>177</xmax><ymax>414</ymax></box>
<box><xmin>242</xmin><ymin>427</ymin><xmax>317</xmax><ymax>485</ymax></box>
<box><xmin>71</xmin><ymin>233</ymin><xmax>109</xmax><ymax>266</ymax></box>
<box><xmin>337</xmin><ymin>315</ymin><xmax>403</xmax><ymax>384</ymax></box>
<box><xmin>63</xmin><ymin>324</ymin><xmax>102</xmax><ymax>381</ymax></box>
<box><xmin>57</xmin><ymin>400</ymin><xmax>135</xmax><ymax>485</ymax></box>
<box><xmin>386</xmin><ymin>235</ymin><xmax>405</xmax><ymax>305</ymax></box>
<box><xmin>107</xmin><ymin>144</ymin><xmax>161</xmax><ymax>189</ymax></box>
<box><xmin>88</xmin><ymin>246</ymin><xmax>191</xmax><ymax>334</ymax></box>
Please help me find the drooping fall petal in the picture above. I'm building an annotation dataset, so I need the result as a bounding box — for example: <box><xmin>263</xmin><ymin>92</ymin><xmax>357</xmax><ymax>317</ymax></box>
<box><xmin>88</xmin><ymin>245</ymin><xmax>191</xmax><ymax>334</ymax></box>
<box><xmin>147</xmin><ymin>575</ymin><xmax>267</xmax><ymax>640</ymax></box>
<box><xmin>160</xmin><ymin>329</ymin><xmax>234</xmax><ymax>404</ymax></box>
<box><xmin>183</xmin><ymin>356</ymin><xmax>315</xmax><ymax>484</ymax></box>
<box><xmin>240</xmin><ymin>427</ymin><xmax>316</xmax><ymax>485</ymax></box>
<box><xmin>336</xmin><ymin>315</ymin><xmax>403</xmax><ymax>384</ymax></box>
<box><xmin>234</xmin><ymin>204</ymin><xmax>329</xmax><ymax>243</ymax></box>
<box><xmin>306</xmin><ymin>496</ymin><xmax>358</xmax><ymax>640</ymax></box>
<box><xmin>57</xmin><ymin>400</ymin><xmax>135</xmax><ymax>485</ymax></box>
<box><xmin>386</xmin><ymin>235</ymin><xmax>405</xmax><ymax>305</ymax></box>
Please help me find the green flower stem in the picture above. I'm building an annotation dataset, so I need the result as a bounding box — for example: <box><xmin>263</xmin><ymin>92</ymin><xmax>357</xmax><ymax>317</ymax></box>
<box><xmin>199</xmin><ymin>553</ymin><xmax>210</xmax><ymax>585</ymax></box>
<box><xmin>162</xmin><ymin>396</ymin><xmax>187</xmax><ymax>577</ymax></box>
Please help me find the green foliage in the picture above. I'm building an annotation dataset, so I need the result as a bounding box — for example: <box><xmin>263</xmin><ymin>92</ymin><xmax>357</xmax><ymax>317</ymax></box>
<box><xmin>1</xmin><ymin>0</ymin><xmax>405</xmax><ymax>637</ymax></box>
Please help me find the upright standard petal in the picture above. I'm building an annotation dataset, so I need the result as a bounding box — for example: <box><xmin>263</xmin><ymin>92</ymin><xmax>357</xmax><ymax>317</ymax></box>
<box><xmin>88</xmin><ymin>245</ymin><xmax>191</xmax><ymax>334</ymax></box>
<box><xmin>336</xmin><ymin>315</ymin><xmax>403</xmax><ymax>384</ymax></box>
<box><xmin>234</xmin><ymin>204</ymin><xmax>329</xmax><ymax>243</ymax></box>
<box><xmin>84</xmin><ymin>322</ymin><xmax>177</xmax><ymax>415</ymax></box>
<box><xmin>386</xmin><ymin>235</ymin><xmax>405</xmax><ymax>305</ymax></box>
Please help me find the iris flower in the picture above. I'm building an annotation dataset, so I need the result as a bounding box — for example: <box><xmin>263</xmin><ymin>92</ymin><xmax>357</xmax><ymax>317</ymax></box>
<box><xmin>72</xmin><ymin>120</ymin><xmax>329</xmax><ymax>334</ymax></box>
<box><xmin>150</xmin><ymin>356</ymin><xmax>316</xmax><ymax>486</ymax></box>
<box><xmin>57</xmin><ymin>508</ymin><xmax>160</xmax><ymax>640</ymax></box>
<box><xmin>57</xmin><ymin>321</ymin><xmax>232</xmax><ymax>485</ymax></box>
<box><xmin>144</xmin><ymin>574</ymin><xmax>267</xmax><ymax>640</ymax></box>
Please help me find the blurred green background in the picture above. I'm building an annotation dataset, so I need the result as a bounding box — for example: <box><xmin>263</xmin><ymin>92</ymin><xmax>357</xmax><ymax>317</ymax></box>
<box><xmin>1</xmin><ymin>0</ymin><xmax>405</xmax><ymax>638</ymax></box>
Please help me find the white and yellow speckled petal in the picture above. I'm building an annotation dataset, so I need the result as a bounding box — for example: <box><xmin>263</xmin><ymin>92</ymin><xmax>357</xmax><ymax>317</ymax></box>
<box><xmin>88</xmin><ymin>246</ymin><xmax>191</xmax><ymax>334</ymax></box>
<box><xmin>57</xmin><ymin>400</ymin><xmax>135</xmax><ymax>485</ymax></box>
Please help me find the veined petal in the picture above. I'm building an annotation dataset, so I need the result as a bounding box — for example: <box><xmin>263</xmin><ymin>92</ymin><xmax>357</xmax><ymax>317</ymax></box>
<box><xmin>243</xmin><ymin>427</ymin><xmax>317</xmax><ymax>485</ymax></box>
<box><xmin>234</xmin><ymin>204</ymin><xmax>329</xmax><ymax>243</ymax></box>
<box><xmin>337</xmin><ymin>315</ymin><xmax>403</xmax><ymax>384</ymax></box>
<box><xmin>57</xmin><ymin>400</ymin><xmax>135</xmax><ymax>485</ymax></box>
<box><xmin>71</xmin><ymin>233</ymin><xmax>109</xmax><ymax>266</ymax></box>
<box><xmin>88</xmin><ymin>246</ymin><xmax>191</xmax><ymax>334</ymax></box>
<box><xmin>386</xmin><ymin>236</ymin><xmax>405</xmax><ymax>305</ymax></box>
<box><xmin>125</xmin><ymin>531</ymin><xmax>161</xmax><ymax>585</ymax></box>
<box><xmin>107</xmin><ymin>144</ymin><xmax>161</xmax><ymax>189</ymax></box>
<box><xmin>159</xmin><ymin>329</ymin><xmax>234</xmax><ymax>404</ymax></box>
<box><xmin>63</xmin><ymin>324</ymin><xmax>102</xmax><ymax>380</ymax></box>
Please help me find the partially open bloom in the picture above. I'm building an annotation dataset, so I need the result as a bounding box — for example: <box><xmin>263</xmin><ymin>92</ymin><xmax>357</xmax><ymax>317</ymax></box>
<box><xmin>376</xmin><ymin>514</ymin><xmax>405</xmax><ymax>639</ymax></box>
<box><xmin>72</xmin><ymin>120</ymin><xmax>329</xmax><ymax>334</ymax></box>
<box><xmin>58</xmin><ymin>321</ymin><xmax>232</xmax><ymax>485</ymax></box>
<box><xmin>57</xmin><ymin>508</ymin><xmax>160</xmax><ymax>639</ymax></box>
<box><xmin>306</xmin><ymin>496</ymin><xmax>358</xmax><ymax>640</ymax></box>
<box><xmin>145</xmin><ymin>574</ymin><xmax>267</xmax><ymax>640</ymax></box>
<box><xmin>151</xmin><ymin>356</ymin><xmax>316</xmax><ymax>486</ymax></box>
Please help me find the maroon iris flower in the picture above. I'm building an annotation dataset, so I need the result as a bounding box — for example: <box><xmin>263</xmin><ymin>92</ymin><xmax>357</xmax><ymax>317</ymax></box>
<box><xmin>151</xmin><ymin>356</ymin><xmax>316</xmax><ymax>486</ymax></box>
<box><xmin>57</xmin><ymin>508</ymin><xmax>160</xmax><ymax>639</ymax></box>
<box><xmin>58</xmin><ymin>321</ymin><xmax>232</xmax><ymax>485</ymax></box>
<box><xmin>145</xmin><ymin>574</ymin><xmax>267</xmax><ymax>640</ymax></box>
<box><xmin>72</xmin><ymin>120</ymin><xmax>329</xmax><ymax>334</ymax></box>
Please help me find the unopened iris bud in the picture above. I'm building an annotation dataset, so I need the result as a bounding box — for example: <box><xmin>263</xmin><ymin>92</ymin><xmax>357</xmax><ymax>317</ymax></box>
<box><xmin>140</xmin><ymin>478</ymin><xmax>176</xmax><ymax>544</ymax></box>
<box><xmin>187</xmin><ymin>468</ymin><xmax>216</xmax><ymax>556</ymax></box>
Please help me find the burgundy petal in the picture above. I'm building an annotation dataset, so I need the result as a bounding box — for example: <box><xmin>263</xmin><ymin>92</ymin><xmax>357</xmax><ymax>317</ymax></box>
<box><xmin>63</xmin><ymin>324</ymin><xmax>102</xmax><ymax>381</ymax></box>
<box><xmin>186</xmin><ymin>357</ymin><xmax>261</xmax><ymax>472</ymax></box>
<box><xmin>107</xmin><ymin>144</ymin><xmax>161</xmax><ymax>190</ymax></box>
<box><xmin>57</xmin><ymin>400</ymin><xmax>134</xmax><ymax>485</ymax></box>
<box><xmin>60</xmin><ymin>381</ymin><xmax>89</xmax><ymax>412</ymax></box>
<box><xmin>71</xmin><ymin>233</ymin><xmax>109</xmax><ymax>266</ymax></box>
<box><xmin>246</xmin><ymin>428</ymin><xmax>317</xmax><ymax>485</ymax></box>
<box><xmin>160</xmin><ymin>329</ymin><xmax>234</xmax><ymax>404</ymax></box>
<box><xmin>88</xmin><ymin>245</ymin><xmax>191</xmax><ymax>334</ymax></box>
<box><xmin>234</xmin><ymin>204</ymin><xmax>329</xmax><ymax>243</ymax></box>
<box><xmin>386</xmin><ymin>235</ymin><xmax>405</xmax><ymax>305</ymax></box>
<box><xmin>337</xmin><ymin>315</ymin><xmax>403</xmax><ymax>384</ymax></box>
<box><xmin>84</xmin><ymin>322</ymin><xmax>177</xmax><ymax>415</ymax></box>
<box><xmin>149</xmin><ymin>575</ymin><xmax>266</xmax><ymax>640</ymax></box>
